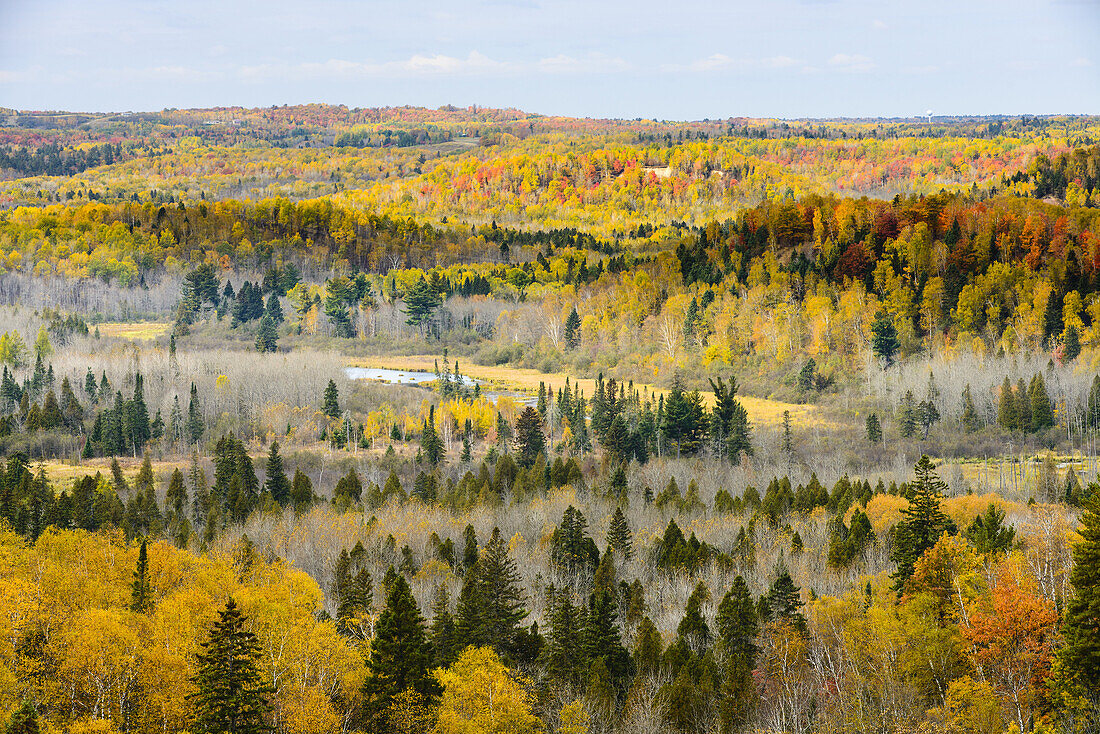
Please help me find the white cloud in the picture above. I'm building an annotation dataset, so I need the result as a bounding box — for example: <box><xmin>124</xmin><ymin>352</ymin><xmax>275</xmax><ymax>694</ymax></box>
<box><xmin>663</xmin><ymin>54</ymin><xmax>802</xmax><ymax>73</ymax></box>
<box><xmin>828</xmin><ymin>53</ymin><xmax>875</xmax><ymax>72</ymax></box>
<box><xmin>872</xmin><ymin>19</ymin><xmax>888</xmax><ymax>30</ymax></box>
<box><xmin>240</xmin><ymin>52</ymin><xmax>518</xmax><ymax>82</ymax></box>
<box><xmin>1071</xmin><ymin>57</ymin><xmax>1092</xmax><ymax>67</ymax></box>
<box><xmin>537</xmin><ymin>53</ymin><xmax>631</xmax><ymax>74</ymax></box>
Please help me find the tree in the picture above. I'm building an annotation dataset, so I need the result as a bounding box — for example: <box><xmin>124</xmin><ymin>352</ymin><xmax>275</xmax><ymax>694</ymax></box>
<box><xmin>1063</xmin><ymin>323</ymin><xmax>1082</xmax><ymax>362</ymax></box>
<box><xmin>966</xmin><ymin>502</ymin><xmax>1015</xmax><ymax>555</ymax></box>
<box><xmin>513</xmin><ymin>407</ymin><xmax>545</xmax><ymax>468</ymax></box>
<box><xmin>961</xmin><ymin>384</ymin><xmax>983</xmax><ymax>432</ymax></box>
<box><xmin>716</xmin><ymin>576</ymin><xmax>758</xmax><ymax>734</ymax></box>
<box><xmin>997</xmin><ymin>377</ymin><xmax>1018</xmax><ymax>431</ymax></box>
<box><xmin>606</xmin><ymin>506</ymin><xmax>633</xmax><ymax>560</ymax></box>
<box><xmin>361</xmin><ymin>574</ymin><xmax>436</xmax><ymax>728</ymax></box>
<box><xmin>263</xmin><ymin>441</ymin><xmax>291</xmax><ymax>506</ymax></box>
<box><xmin>33</xmin><ymin>326</ymin><xmax>52</xmax><ymax>361</ymax></box>
<box><xmin>433</xmin><ymin>647</ymin><xmax>541</xmax><ymax>734</ymax></box>
<box><xmin>1056</xmin><ymin>493</ymin><xmax>1100</xmax><ymax>693</ymax></box>
<box><xmin>322</xmin><ymin>380</ymin><xmax>340</xmax><ymax>419</ymax></box>
<box><xmin>455</xmin><ymin>528</ymin><xmax>529</xmax><ymax>659</ymax></box>
<box><xmin>264</xmin><ymin>293</ymin><xmax>284</xmax><ymax>324</ymax></box>
<box><xmin>564</xmin><ymin>306</ymin><xmax>581</xmax><ymax>349</ymax></box>
<box><xmin>899</xmin><ymin>390</ymin><xmax>917</xmax><ymax>438</ymax></box>
<box><xmin>1028</xmin><ymin>373</ymin><xmax>1054</xmax><ymax>430</ymax></box>
<box><xmin>4</xmin><ymin>701</ymin><xmax>39</xmax><ymax>734</ymax></box>
<box><xmin>797</xmin><ymin>358</ymin><xmax>816</xmax><ymax>392</ymax></box>
<box><xmin>763</xmin><ymin>566</ymin><xmax>805</xmax><ymax>633</ymax></box>
<box><xmin>871</xmin><ymin>311</ymin><xmax>899</xmax><ymax>365</ymax></box>
<box><xmin>421</xmin><ymin>406</ymin><xmax>444</xmax><ymax>467</ymax></box>
<box><xmin>662</xmin><ymin>375</ymin><xmax>707</xmax><ymax>457</ymax></box>
<box><xmin>189</xmin><ymin>598</ymin><xmax>273</xmax><ymax>734</ymax></box>
<box><xmin>254</xmin><ymin>315</ymin><xmax>278</xmax><ymax>353</ymax></box>
<box><xmin>403</xmin><ymin>277</ymin><xmax>442</xmax><ymax>334</ymax></box>
<box><xmin>891</xmin><ymin>456</ymin><xmax>957</xmax><ymax>593</ymax></box>
<box><xmin>865</xmin><ymin>413</ymin><xmax>882</xmax><ymax>444</ymax></box>
<box><xmin>962</xmin><ymin>572</ymin><xmax>1059</xmax><ymax>733</ymax></box>
<box><xmin>187</xmin><ymin>382</ymin><xmax>204</xmax><ymax>443</ymax></box>
<box><xmin>130</xmin><ymin>539</ymin><xmax>152</xmax><ymax>613</ymax></box>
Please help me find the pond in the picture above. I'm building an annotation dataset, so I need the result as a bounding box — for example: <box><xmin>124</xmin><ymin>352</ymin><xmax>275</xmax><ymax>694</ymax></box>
<box><xmin>344</xmin><ymin>366</ymin><xmax>536</xmax><ymax>406</ymax></box>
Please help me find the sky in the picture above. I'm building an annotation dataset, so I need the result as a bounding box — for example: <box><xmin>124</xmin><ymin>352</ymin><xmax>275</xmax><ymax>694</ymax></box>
<box><xmin>1</xmin><ymin>0</ymin><xmax>1098</xmax><ymax>119</ymax></box>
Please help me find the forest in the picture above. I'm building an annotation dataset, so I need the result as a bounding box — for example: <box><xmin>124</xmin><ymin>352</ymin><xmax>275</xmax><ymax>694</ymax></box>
<box><xmin>0</xmin><ymin>107</ymin><xmax>1099</xmax><ymax>734</ymax></box>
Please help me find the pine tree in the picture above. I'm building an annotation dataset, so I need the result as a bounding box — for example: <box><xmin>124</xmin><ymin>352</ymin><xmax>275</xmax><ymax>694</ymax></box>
<box><xmin>263</xmin><ymin>441</ymin><xmax>291</xmax><ymax>506</ymax></box>
<box><xmin>763</xmin><ymin>565</ymin><xmax>805</xmax><ymax>632</ymax></box>
<box><xmin>583</xmin><ymin>588</ymin><xmax>634</xmax><ymax>691</ymax></box>
<box><xmin>606</xmin><ymin>506</ymin><xmax>633</xmax><ymax>560</ymax></box>
<box><xmin>965</xmin><ymin>502</ymin><xmax>1016</xmax><ymax>555</ymax></box>
<box><xmin>513</xmin><ymin>407</ymin><xmax>546</xmax><ymax>468</ymax></box>
<box><xmin>421</xmin><ymin>406</ymin><xmax>444</xmax><ymax>466</ymax></box>
<box><xmin>865</xmin><ymin>413</ymin><xmax>882</xmax><ymax>443</ymax></box>
<box><xmin>716</xmin><ymin>576</ymin><xmax>758</xmax><ymax>734</ymax></box>
<box><xmin>4</xmin><ymin>701</ymin><xmax>39</xmax><ymax>734</ymax></box>
<box><xmin>961</xmin><ymin>384</ymin><xmax>982</xmax><ymax>432</ymax></box>
<box><xmin>1056</xmin><ymin>493</ymin><xmax>1100</xmax><ymax>692</ymax></box>
<box><xmin>1015</xmin><ymin>377</ymin><xmax>1032</xmax><ymax>432</ymax></box>
<box><xmin>130</xmin><ymin>373</ymin><xmax>150</xmax><ymax>448</ymax></box>
<box><xmin>871</xmin><ymin>311</ymin><xmax>900</xmax><ymax>365</ymax></box>
<box><xmin>891</xmin><ymin>455</ymin><xmax>957</xmax><ymax>594</ymax></box>
<box><xmin>189</xmin><ymin>598</ymin><xmax>273</xmax><ymax>734</ymax></box>
<box><xmin>543</xmin><ymin>586</ymin><xmax>585</xmax><ymax>688</ymax></box>
<box><xmin>290</xmin><ymin>469</ymin><xmax>313</xmax><ymax>511</ymax></box>
<box><xmin>187</xmin><ymin>382</ymin><xmax>203</xmax><ymax>443</ymax></box>
<box><xmin>254</xmin><ymin>315</ymin><xmax>278</xmax><ymax>353</ymax></box>
<box><xmin>564</xmin><ymin>306</ymin><xmax>581</xmax><ymax>349</ymax></box>
<box><xmin>455</xmin><ymin>528</ymin><xmax>528</xmax><ymax>658</ymax></box>
<box><xmin>1029</xmin><ymin>372</ymin><xmax>1054</xmax><ymax>430</ymax></box>
<box><xmin>131</xmin><ymin>539</ymin><xmax>152</xmax><ymax>613</ymax></box>
<box><xmin>264</xmin><ymin>293</ymin><xmax>284</xmax><ymax>324</ymax></box>
<box><xmin>1063</xmin><ymin>323</ymin><xmax>1082</xmax><ymax>362</ymax></box>
<box><xmin>361</xmin><ymin>574</ymin><xmax>436</xmax><ymax>727</ymax></box>
<box><xmin>322</xmin><ymin>380</ymin><xmax>340</xmax><ymax>418</ymax></box>
<box><xmin>899</xmin><ymin>390</ymin><xmax>917</xmax><ymax>438</ymax></box>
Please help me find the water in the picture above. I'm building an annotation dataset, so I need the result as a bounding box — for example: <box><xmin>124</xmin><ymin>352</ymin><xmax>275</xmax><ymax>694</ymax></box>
<box><xmin>343</xmin><ymin>366</ymin><xmax>474</xmax><ymax>385</ymax></box>
<box><xmin>344</xmin><ymin>366</ymin><xmax>536</xmax><ymax>406</ymax></box>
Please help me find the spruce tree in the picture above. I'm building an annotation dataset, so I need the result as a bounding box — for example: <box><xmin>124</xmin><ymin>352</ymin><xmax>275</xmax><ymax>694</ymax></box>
<box><xmin>716</xmin><ymin>576</ymin><xmax>758</xmax><ymax>734</ymax></box>
<box><xmin>322</xmin><ymin>380</ymin><xmax>340</xmax><ymax>418</ymax></box>
<box><xmin>1015</xmin><ymin>377</ymin><xmax>1032</xmax><ymax>432</ymax></box>
<box><xmin>1029</xmin><ymin>372</ymin><xmax>1054</xmax><ymax>430</ymax></box>
<box><xmin>360</xmin><ymin>574</ymin><xmax>435</xmax><ymax>727</ymax></box>
<box><xmin>1063</xmin><ymin>323</ymin><xmax>1082</xmax><ymax>362</ymax></box>
<box><xmin>606</xmin><ymin>506</ymin><xmax>633</xmax><ymax>560</ymax></box>
<box><xmin>513</xmin><ymin>407</ymin><xmax>546</xmax><ymax>467</ymax></box>
<box><xmin>263</xmin><ymin>441</ymin><xmax>291</xmax><ymax>506</ymax></box>
<box><xmin>891</xmin><ymin>455</ymin><xmax>957</xmax><ymax>593</ymax></box>
<box><xmin>455</xmin><ymin>528</ymin><xmax>528</xmax><ymax>658</ymax></box>
<box><xmin>865</xmin><ymin>413</ymin><xmax>882</xmax><ymax>443</ymax></box>
<box><xmin>129</xmin><ymin>540</ymin><xmax>152</xmax><ymax>615</ymax></box>
<box><xmin>564</xmin><ymin>306</ymin><xmax>581</xmax><ymax>349</ymax></box>
<box><xmin>1056</xmin><ymin>493</ymin><xmax>1100</xmax><ymax>692</ymax></box>
<box><xmin>264</xmin><ymin>293</ymin><xmax>284</xmax><ymax>324</ymax></box>
<box><xmin>254</xmin><ymin>315</ymin><xmax>278</xmax><ymax>353</ymax></box>
<box><xmin>189</xmin><ymin>598</ymin><xmax>273</xmax><ymax>734</ymax></box>
<box><xmin>187</xmin><ymin>382</ymin><xmax>203</xmax><ymax>443</ymax></box>
<box><xmin>4</xmin><ymin>701</ymin><xmax>39</xmax><ymax>734</ymax></box>
<box><xmin>961</xmin><ymin>384</ymin><xmax>982</xmax><ymax>432</ymax></box>
<box><xmin>898</xmin><ymin>390</ymin><xmax>917</xmax><ymax>438</ymax></box>
<box><xmin>871</xmin><ymin>311</ymin><xmax>899</xmax><ymax>365</ymax></box>
<box><xmin>763</xmin><ymin>565</ymin><xmax>805</xmax><ymax>632</ymax></box>
<box><xmin>583</xmin><ymin>588</ymin><xmax>634</xmax><ymax>691</ymax></box>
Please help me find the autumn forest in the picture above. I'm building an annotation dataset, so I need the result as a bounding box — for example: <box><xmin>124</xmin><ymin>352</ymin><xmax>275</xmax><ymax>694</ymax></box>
<box><xmin>0</xmin><ymin>103</ymin><xmax>1099</xmax><ymax>734</ymax></box>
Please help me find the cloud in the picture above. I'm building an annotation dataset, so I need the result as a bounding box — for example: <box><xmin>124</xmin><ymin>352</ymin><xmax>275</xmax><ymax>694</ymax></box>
<box><xmin>1071</xmin><ymin>57</ymin><xmax>1092</xmax><ymax>67</ymax></box>
<box><xmin>537</xmin><ymin>53</ymin><xmax>631</xmax><ymax>74</ymax></box>
<box><xmin>663</xmin><ymin>54</ymin><xmax>801</xmax><ymax>73</ymax></box>
<box><xmin>872</xmin><ymin>19</ymin><xmax>888</xmax><ymax>30</ymax></box>
<box><xmin>240</xmin><ymin>52</ymin><xmax>518</xmax><ymax>81</ymax></box>
<box><xmin>828</xmin><ymin>53</ymin><xmax>875</xmax><ymax>72</ymax></box>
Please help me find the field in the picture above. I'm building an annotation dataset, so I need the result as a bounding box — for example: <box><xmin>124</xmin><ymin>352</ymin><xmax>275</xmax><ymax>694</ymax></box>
<box><xmin>94</xmin><ymin>321</ymin><xmax>171</xmax><ymax>340</ymax></box>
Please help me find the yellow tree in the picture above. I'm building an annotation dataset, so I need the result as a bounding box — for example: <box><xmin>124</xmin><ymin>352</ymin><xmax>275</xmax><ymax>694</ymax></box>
<box><xmin>433</xmin><ymin>646</ymin><xmax>542</xmax><ymax>734</ymax></box>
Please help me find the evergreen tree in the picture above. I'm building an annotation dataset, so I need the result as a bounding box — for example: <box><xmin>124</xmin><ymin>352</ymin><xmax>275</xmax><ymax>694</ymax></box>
<box><xmin>898</xmin><ymin>390</ymin><xmax>917</xmax><ymax>438</ymax></box>
<box><xmin>961</xmin><ymin>384</ymin><xmax>982</xmax><ymax>432</ymax></box>
<box><xmin>290</xmin><ymin>469</ymin><xmax>313</xmax><ymax>511</ymax></box>
<box><xmin>716</xmin><ymin>576</ymin><xmax>758</xmax><ymax>734</ymax></box>
<box><xmin>891</xmin><ymin>456</ymin><xmax>957</xmax><ymax>593</ymax></box>
<box><xmin>1056</xmin><ymin>493</ymin><xmax>1100</xmax><ymax>693</ymax></box>
<box><xmin>1029</xmin><ymin>372</ymin><xmax>1054</xmax><ymax>429</ymax></box>
<box><xmin>254</xmin><ymin>315</ymin><xmax>278</xmax><ymax>353</ymax></box>
<box><xmin>543</xmin><ymin>586</ymin><xmax>585</xmax><ymax>688</ymax></box>
<box><xmin>662</xmin><ymin>375</ymin><xmax>707</xmax><ymax>457</ymax></box>
<box><xmin>4</xmin><ymin>701</ymin><xmax>39</xmax><ymax>734</ymax></box>
<box><xmin>402</xmin><ymin>277</ymin><xmax>443</xmax><ymax>334</ymax></box>
<box><xmin>322</xmin><ymin>380</ymin><xmax>340</xmax><ymax>418</ymax></box>
<box><xmin>871</xmin><ymin>311</ymin><xmax>900</xmax><ymax>365</ymax></box>
<box><xmin>187</xmin><ymin>382</ymin><xmax>203</xmax><ymax>443</ymax></box>
<box><xmin>421</xmin><ymin>406</ymin><xmax>444</xmax><ymax>466</ymax></box>
<box><xmin>130</xmin><ymin>539</ymin><xmax>152</xmax><ymax>613</ymax></box>
<box><xmin>264</xmin><ymin>293</ymin><xmax>284</xmax><ymax>324</ymax></box>
<box><xmin>606</xmin><ymin>506</ymin><xmax>633</xmax><ymax>560</ymax></box>
<box><xmin>189</xmin><ymin>598</ymin><xmax>273</xmax><ymax>734</ymax></box>
<box><xmin>1063</xmin><ymin>323</ymin><xmax>1082</xmax><ymax>362</ymax></box>
<box><xmin>263</xmin><ymin>441</ymin><xmax>291</xmax><ymax>506</ymax></box>
<box><xmin>361</xmin><ymin>574</ymin><xmax>435</xmax><ymax>727</ymax></box>
<box><xmin>564</xmin><ymin>306</ymin><xmax>581</xmax><ymax>349</ymax></box>
<box><xmin>551</xmin><ymin>506</ymin><xmax>599</xmax><ymax>577</ymax></box>
<box><xmin>865</xmin><ymin>413</ymin><xmax>882</xmax><ymax>443</ymax></box>
<box><xmin>762</xmin><ymin>565</ymin><xmax>805</xmax><ymax>632</ymax></box>
<box><xmin>513</xmin><ymin>407</ymin><xmax>546</xmax><ymax>467</ymax></box>
<box><xmin>583</xmin><ymin>588</ymin><xmax>634</xmax><ymax>691</ymax></box>
<box><xmin>130</xmin><ymin>373</ymin><xmax>150</xmax><ymax>449</ymax></box>
<box><xmin>997</xmin><ymin>376</ymin><xmax>1017</xmax><ymax>431</ymax></box>
<box><xmin>455</xmin><ymin>528</ymin><xmax>528</xmax><ymax>658</ymax></box>
<box><xmin>966</xmin><ymin>502</ymin><xmax>1016</xmax><ymax>555</ymax></box>
<box><xmin>1015</xmin><ymin>377</ymin><xmax>1032</xmax><ymax>431</ymax></box>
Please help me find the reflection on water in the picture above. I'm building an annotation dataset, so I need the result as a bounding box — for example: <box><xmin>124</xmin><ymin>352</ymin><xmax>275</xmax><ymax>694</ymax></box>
<box><xmin>343</xmin><ymin>366</ymin><xmax>535</xmax><ymax>406</ymax></box>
